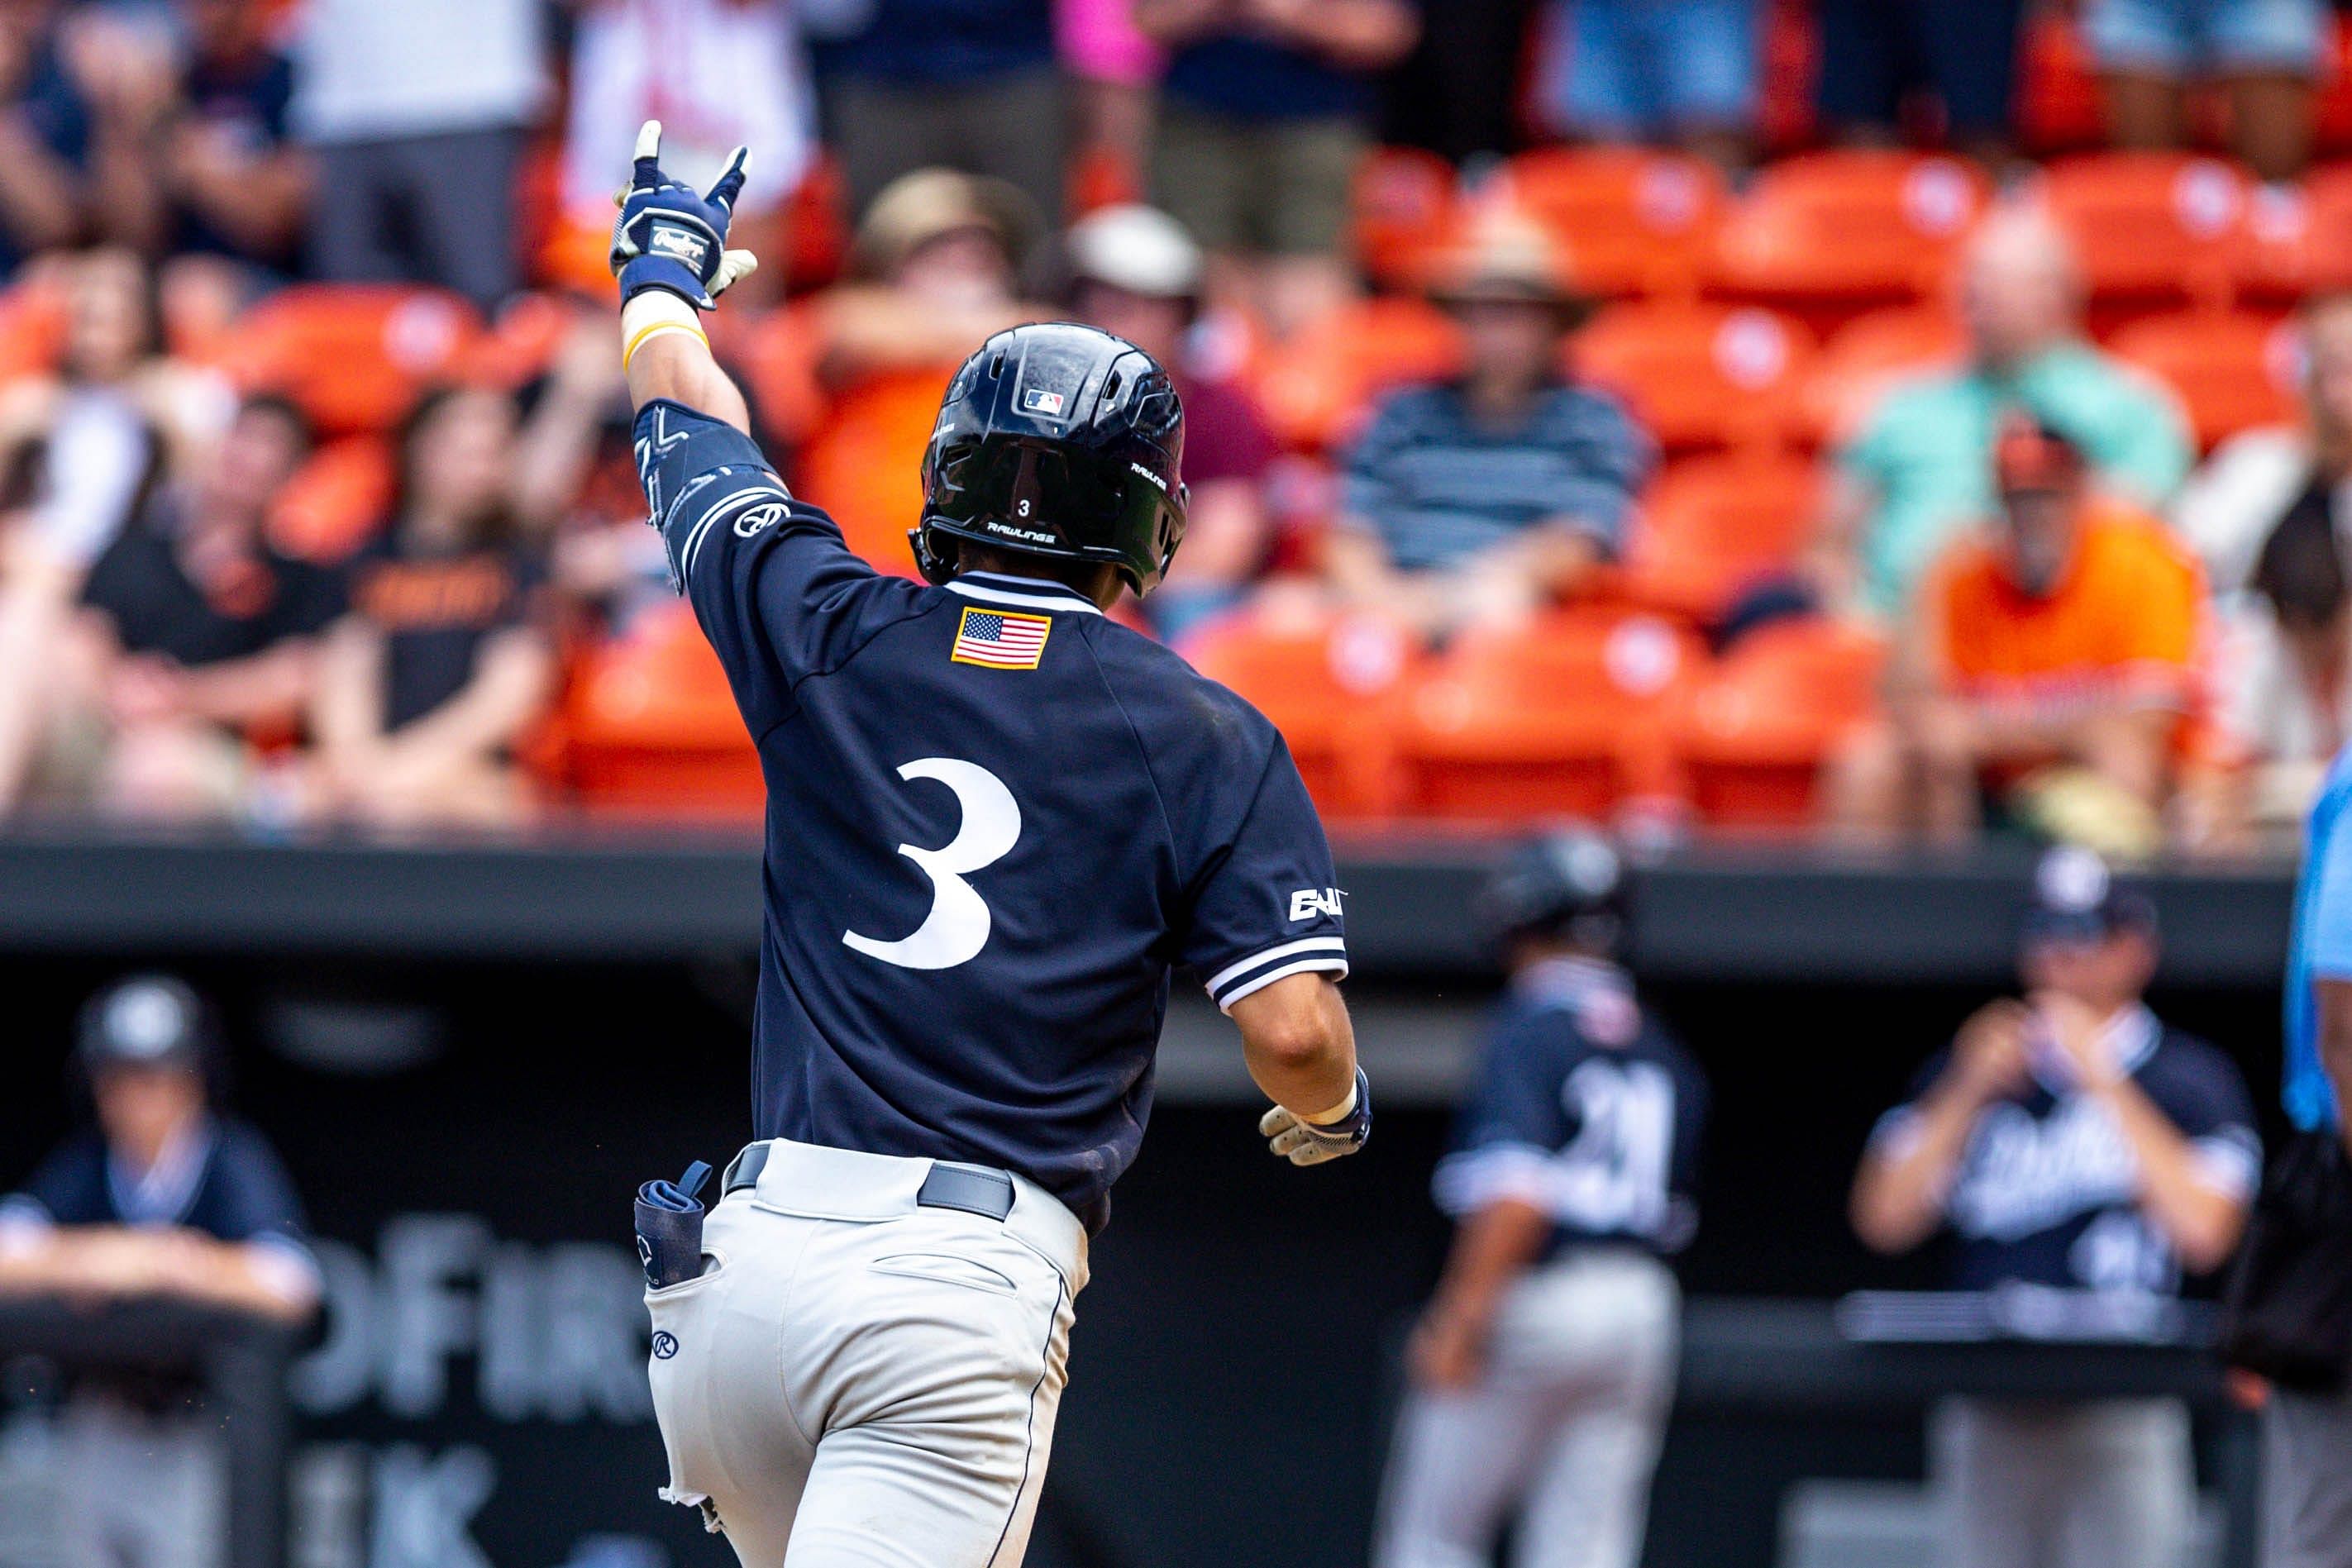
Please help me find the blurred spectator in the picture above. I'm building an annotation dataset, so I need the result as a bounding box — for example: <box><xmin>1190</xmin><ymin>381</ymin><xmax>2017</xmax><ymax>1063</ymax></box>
<box><xmin>819</xmin><ymin>0</ymin><xmax>1065</xmax><ymax>227</ymax></box>
<box><xmin>1850</xmin><ymin>848</ymin><xmax>2256</xmax><ymax>1568</ymax></box>
<box><xmin>2176</xmin><ymin>292</ymin><xmax>2352</xmax><ymax>602</ymax></box>
<box><xmin>1814</xmin><ymin>208</ymin><xmax>2192</xmax><ymax>622</ymax></box>
<box><xmin>0</xmin><ymin>247</ymin><xmax>231</xmax><ymax>812</ymax></box>
<box><xmin>1059</xmin><ymin>0</ymin><xmax>1164</xmax><ymax>206</ymax></box>
<box><xmin>1830</xmin><ymin>417</ymin><xmax>2207</xmax><ymax>854</ymax></box>
<box><xmin>1329</xmin><ymin>220</ymin><xmax>1651</xmax><ymax>642</ymax></box>
<box><xmin>805</xmin><ymin>169</ymin><xmax>1047</xmax><ymax>568</ymax></box>
<box><xmin>289</xmin><ymin>0</ymin><xmax>547</xmax><ymax>307</ymax></box>
<box><xmin>2185</xmin><ymin>491</ymin><xmax>2352</xmax><ymax>844</ymax></box>
<box><xmin>0</xmin><ymin>973</ymin><xmax>319</xmax><ymax>1568</ymax></box>
<box><xmin>1065</xmin><ymin>203</ymin><xmax>1274</xmax><ymax>637</ymax></box>
<box><xmin>2084</xmin><ymin>0</ymin><xmax>2326</xmax><ymax>183</ymax></box>
<box><xmin>1529</xmin><ymin>0</ymin><xmax>1758</xmax><ymax>172</ymax></box>
<box><xmin>74</xmin><ymin>0</ymin><xmax>308</xmax><ymax>279</ymax></box>
<box><xmin>1135</xmin><ymin>0</ymin><xmax>1420</xmax><ymax>336</ymax></box>
<box><xmin>555</xmin><ymin>0</ymin><xmax>815</xmax><ymax>302</ymax></box>
<box><xmin>33</xmin><ymin>395</ymin><xmax>334</xmax><ymax>822</ymax></box>
<box><xmin>0</xmin><ymin>0</ymin><xmax>95</xmax><ymax>274</ymax></box>
<box><xmin>1815</xmin><ymin>0</ymin><xmax>2026</xmax><ymax>164</ymax></box>
<box><xmin>306</xmin><ymin>386</ymin><xmax>558</xmax><ymax>828</ymax></box>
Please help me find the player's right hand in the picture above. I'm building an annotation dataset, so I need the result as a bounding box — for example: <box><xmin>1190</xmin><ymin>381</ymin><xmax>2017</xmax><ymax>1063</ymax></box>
<box><xmin>1947</xmin><ymin>998</ymin><xmax>2031</xmax><ymax>1104</ymax></box>
<box><xmin>609</xmin><ymin>120</ymin><xmax>761</xmax><ymax>311</ymax></box>
<box><xmin>1260</xmin><ymin>1067</ymin><xmax>1372</xmax><ymax>1166</ymax></box>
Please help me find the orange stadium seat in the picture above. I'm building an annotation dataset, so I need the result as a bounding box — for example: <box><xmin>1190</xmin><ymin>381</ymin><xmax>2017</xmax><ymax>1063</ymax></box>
<box><xmin>2109</xmin><ymin>309</ymin><xmax>2298</xmax><ymax>449</ymax></box>
<box><xmin>734</xmin><ymin>300</ymin><xmax>834</xmax><ymax>449</ymax></box>
<box><xmin>266</xmin><ymin>436</ymin><xmax>395</xmax><ymax>563</ymax></box>
<box><xmin>1621</xmin><ymin>454</ymin><xmax>1821</xmax><ymax>622</ymax></box>
<box><xmin>1498</xmin><ymin>148</ymin><xmax>1726</xmax><ymax>299</ymax></box>
<box><xmin>561</xmin><ymin>602</ymin><xmax>765</xmax><ymax>819</ymax></box>
<box><xmin>2240</xmin><ymin>168</ymin><xmax>2352</xmax><ymax>303</ymax></box>
<box><xmin>0</xmin><ymin>279</ymin><xmax>64</xmax><ymax>380</ymax></box>
<box><xmin>1573</xmin><ymin>302</ymin><xmax>1815</xmax><ymax>453</ymax></box>
<box><xmin>1801</xmin><ymin>305</ymin><xmax>1968</xmax><ymax>446</ymax></box>
<box><xmin>1351</xmin><ymin>145</ymin><xmax>1459</xmax><ymax>291</ymax></box>
<box><xmin>1184</xmin><ymin>609</ymin><xmax>1417</xmax><ymax>819</ymax></box>
<box><xmin>1710</xmin><ymin>152</ymin><xmax>1988</xmax><ymax>326</ymax></box>
<box><xmin>2034</xmin><ymin>154</ymin><xmax>2249</xmax><ymax>314</ymax></box>
<box><xmin>797</xmin><ymin>365</ymin><xmax>961</xmax><ymax>574</ymax></box>
<box><xmin>1256</xmin><ymin>295</ymin><xmax>1462</xmax><ymax>451</ymax></box>
<box><xmin>218</xmin><ymin>286</ymin><xmax>484</xmax><ymax>436</ymax></box>
<box><xmin>1670</xmin><ymin>617</ymin><xmax>1887</xmax><ymax>827</ymax></box>
<box><xmin>1401</xmin><ymin>609</ymin><xmax>1702</xmax><ymax>821</ymax></box>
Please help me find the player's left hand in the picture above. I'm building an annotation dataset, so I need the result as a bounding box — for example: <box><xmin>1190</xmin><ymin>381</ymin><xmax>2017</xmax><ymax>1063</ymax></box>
<box><xmin>609</xmin><ymin>119</ymin><xmax>760</xmax><ymax>311</ymax></box>
<box><xmin>1259</xmin><ymin>1067</ymin><xmax>1372</xmax><ymax>1166</ymax></box>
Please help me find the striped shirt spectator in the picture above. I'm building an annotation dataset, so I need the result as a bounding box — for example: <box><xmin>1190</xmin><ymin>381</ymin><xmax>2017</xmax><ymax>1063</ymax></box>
<box><xmin>1340</xmin><ymin>380</ymin><xmax>1653</xmax><ymax>574</ymax></box>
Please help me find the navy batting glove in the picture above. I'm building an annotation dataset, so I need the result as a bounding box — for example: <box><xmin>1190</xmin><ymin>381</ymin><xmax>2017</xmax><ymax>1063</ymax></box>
<box><xmin>610</xmin><ymin>120</ymin><xmax>760</xmax><ymax>310</ymax></box>
<box><xmin>1260</xmin><ymin>1067</ymin><xmax>1372</xmax><ymax>1166</ymax></box>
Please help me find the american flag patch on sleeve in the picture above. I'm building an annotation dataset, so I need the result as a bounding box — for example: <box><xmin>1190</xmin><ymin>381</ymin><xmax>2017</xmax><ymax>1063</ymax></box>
<box><xmin>951</xmin><ymin>606</ymin><xmax>1053</xmax><ymax>670</ymax></box>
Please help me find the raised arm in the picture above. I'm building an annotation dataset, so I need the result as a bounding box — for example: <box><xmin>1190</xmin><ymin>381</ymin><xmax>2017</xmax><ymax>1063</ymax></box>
<box><xmin>611</xmin><ymin>121</ymin><xmax>761</xmax><ymax>434</ymax></box>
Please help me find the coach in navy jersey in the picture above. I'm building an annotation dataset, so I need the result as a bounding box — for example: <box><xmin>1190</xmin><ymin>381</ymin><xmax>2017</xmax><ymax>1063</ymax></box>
<box><xmin>1851</xmin><ymin>847</ymin><xmax>2259</xmax><ymax>1568</ymax></box>
<box><xmin>1376</xmin><ymin>831</ymin><xmax>1707</xmax><ymax>1568</ymax></box>
<box><xmin>606</xmin><ymin>124</ymin><xmax>1367</xmax><ymax>1566</ymax></box>
<box><xmin>0</xmin><ymin>974</ymin><xmax>319</xmax><ymax>1568</ymax></box>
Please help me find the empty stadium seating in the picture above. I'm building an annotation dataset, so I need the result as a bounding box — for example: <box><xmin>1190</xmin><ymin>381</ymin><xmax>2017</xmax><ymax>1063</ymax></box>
<box><xmin>1710</xmin><ymin>152</ymin><xmax>1988</xmax><ymax>326</ymax></box>
<box><xmin>1574</xmin><ymin>302</ymin><xmax>1815</xmax><ymax>453</ymax></box>
<box><xmin>1401</xmin><ymin>610</ymin><xmax>1701</xmax><ymax>821</ymax></box>
<box><xmin>1256</xmin><ymin>295</ymin><xmax>1463</xmax><ymax>452</ymax></box>
<box><xmin>1185</xmin><ymin>608</ymin><xmax>1417</xmax><ymax>820</ymax></box>
<box><xmin>217</xmin><ymin>286</ymin><xmax>484</xmax><ymax>436</ymax></box>
<box><xmin>2109</xmin><ymin>309</ymin><xmax>2299</xmax><ymax>450</ymax></box>
<box><xmin>1621</xmin><ymin>454</ymin><xmax>1821</xmax><ymax>622</ymax></box>
<box><xmin>1500</xmin><ymin>147</ymin><xmax>1725</xmax><ymax>300</ymax></box>
<box><xmin>1670</xmin><ymin>618</ymin><xmax>1887</xmax><ymax>828</ymax></box>
<box><xmin>2035</xmin><ymin>153</ymin><xmax>2249</xmax><ymax>316</ymax></box>
<box><xmin>557</xmin><ymin>602</ymin><xmax>766</xmax><ymax>819</ymax></box>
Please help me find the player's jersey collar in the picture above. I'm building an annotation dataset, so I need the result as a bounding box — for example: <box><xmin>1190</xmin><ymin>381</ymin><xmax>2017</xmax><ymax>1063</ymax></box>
<box><xmin>947</xmin><ymin>572</ymin><xmax>1105</xmax><ymax>616</ymax></box>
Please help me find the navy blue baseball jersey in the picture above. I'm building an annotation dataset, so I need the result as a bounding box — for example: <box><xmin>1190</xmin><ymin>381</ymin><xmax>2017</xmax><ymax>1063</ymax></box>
<box><xmin>636</xmin><ymin>399</ymin><xmax>1348</xmax><ymax>1227</ymax></box>
<box><xmin>1431</xmin><ymin>957</ymin><xmax>1709</xmax><ymax>1257</ymax></box>
<box><xmin>2</xmin><ymin>1119</ymin><xmax>314</xmax><ymax>1269</ymax></box>
<box><xmin>1869</xmin><ymin>1008</ymin><xmax>2260</xmax><ymax>1295</ymax></box>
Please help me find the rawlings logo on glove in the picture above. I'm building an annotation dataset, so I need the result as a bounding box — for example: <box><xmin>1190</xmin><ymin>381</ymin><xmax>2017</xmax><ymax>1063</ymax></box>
<box><xmin>610</xmin><ymin>120</ymin><xmax>761</xmax><ymax>311</ymax></box>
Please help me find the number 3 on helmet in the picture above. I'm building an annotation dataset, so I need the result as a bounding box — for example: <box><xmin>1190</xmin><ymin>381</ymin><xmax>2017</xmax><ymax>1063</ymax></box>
<box><xmin>912</xmin><ymin>322</ymin><xmax>1190</xmax><ymax>598</ymax></box>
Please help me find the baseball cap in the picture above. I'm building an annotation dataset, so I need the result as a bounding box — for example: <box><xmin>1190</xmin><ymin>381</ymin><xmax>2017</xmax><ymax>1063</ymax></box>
<box><xmin>77</xmin><ymin>974</ymin><xmax>217</xmax><ymax>1072</ymax></box>
<box><xmin>1066</xmin><ymin>204</ymin><xmax>1203</xmax><ymax>302</ymax></box>
<box><xmin>2021</xmin><ymin>846</ymin><xmax>2157</xmax><ymax>946</ymax></box>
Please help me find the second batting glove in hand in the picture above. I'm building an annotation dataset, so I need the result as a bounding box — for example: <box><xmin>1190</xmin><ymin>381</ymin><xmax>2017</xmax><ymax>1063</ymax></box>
<box><xmin>610</xmin><ymin>119</ymin><xmax>760</xmax><ymax>310</ymax></box>
<box><xmin>1261</xmin><ymin>1067</ymin><xmax>1373</xmax><ymax>1166</ymax></box>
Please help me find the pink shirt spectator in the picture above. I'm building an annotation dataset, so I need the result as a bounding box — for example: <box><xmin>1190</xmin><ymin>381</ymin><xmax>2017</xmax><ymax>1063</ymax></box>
<box><xmin>1057</xmin><ymin>0</ymin><xmax>1162</xmax><ymax>86</ymax></box>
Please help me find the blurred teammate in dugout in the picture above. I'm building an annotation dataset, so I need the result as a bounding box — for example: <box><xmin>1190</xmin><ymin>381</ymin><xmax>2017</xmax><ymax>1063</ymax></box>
<box><xmin>0</xmin><ymin>973</ymin><xmax>318</xmax><ymax>1568</ymax></box>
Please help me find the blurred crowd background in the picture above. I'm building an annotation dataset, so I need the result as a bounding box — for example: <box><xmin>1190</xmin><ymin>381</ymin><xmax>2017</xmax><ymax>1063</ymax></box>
<box><xmin>11</xmin><ymin>0</ymin><xmax>2352</xmax><ymax>856</ymax></box>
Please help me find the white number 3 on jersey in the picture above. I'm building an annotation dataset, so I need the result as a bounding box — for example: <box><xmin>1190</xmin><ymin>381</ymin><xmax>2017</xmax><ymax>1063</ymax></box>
<box><xmin>842</xmin><ymin>759</ymin><xmax>1021</xmax><ymax>971</ymax></box>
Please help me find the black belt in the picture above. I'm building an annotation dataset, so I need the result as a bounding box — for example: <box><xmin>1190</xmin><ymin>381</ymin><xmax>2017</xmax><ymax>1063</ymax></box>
<box><xmin>721</xmin><ymin>1142</ymin><xmax>1016</xmax><ymax>1222</ymax></box>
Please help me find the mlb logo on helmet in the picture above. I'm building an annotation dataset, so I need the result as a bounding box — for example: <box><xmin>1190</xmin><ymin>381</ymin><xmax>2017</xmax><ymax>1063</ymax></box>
<box><xmin>1022</xmin><ymin>388</ymin><xmax>1066</xmax><ymax>417</ymax></box>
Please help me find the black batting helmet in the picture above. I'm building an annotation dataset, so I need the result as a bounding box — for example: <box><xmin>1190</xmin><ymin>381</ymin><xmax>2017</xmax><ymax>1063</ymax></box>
<box><xmin>912</xmin><ymin>322</ymin><xmax>1188</xmax><ymax>596</ymax></box>
<box><xmin>1477</xmin><ymin>829</ymin><xmax>1630</xmax><ymax>954</ymax></box>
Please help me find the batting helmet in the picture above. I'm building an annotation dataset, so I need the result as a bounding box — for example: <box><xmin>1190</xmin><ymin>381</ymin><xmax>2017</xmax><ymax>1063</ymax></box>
<box><xmin>1477</xmin><ymin>829</ymin><xmax>1630</xmax><ymax>954</ymax></box>
<box><xmin>912</xmin><ymin>322</ymin><xmax>1188</xmax><ymax>596</ymax></box>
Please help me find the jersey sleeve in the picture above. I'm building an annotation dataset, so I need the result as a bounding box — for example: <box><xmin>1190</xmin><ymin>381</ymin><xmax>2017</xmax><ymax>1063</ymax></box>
<box><xmin>634</xmin><ymin>398</ymin><xmax>908</xmax><ymax>736</ymax></box>
<box><xmin>1430</xmin><ymin>1013</ymin><xmax>1572</xmax><ymax>1217</ymax></box>
<box><xmin>2157</xmin><ymin>1041</ymin><xmax>2263</xmax><ymax>1202</ymax></box>
<box><xmin>1177</xmin><ymin>733</ymin><xmax>1348</xmax><ymax>1013</ymax></box>
<box><xmin>1</xmin><ymin>1137</ymin><xmax>103</xmax><ymax>1232</ymax></box>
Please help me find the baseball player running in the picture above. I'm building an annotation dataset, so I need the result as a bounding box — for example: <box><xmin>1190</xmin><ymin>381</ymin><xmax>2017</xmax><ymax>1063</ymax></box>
<box><xmin>608</xmin><ymin>124</ymin><xmax>1368</xmax><ymax>1568</ymax></box>
<box><xmin>1375</xmin><ymin>832</ymin><xmax>1708</xmax><ymax>1568</ymax></box>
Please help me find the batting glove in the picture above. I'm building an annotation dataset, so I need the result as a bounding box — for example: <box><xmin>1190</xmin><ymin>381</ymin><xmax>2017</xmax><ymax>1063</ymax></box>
<box><xmin>610</xmin><ymin>120</ymin><xmax>760</xmax><ymax>311</ymax></box>
<box><xmin>1261</xmin><ymin>1068</ymin><xmax>1372</xmax><ymax>1166</ymax></box>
